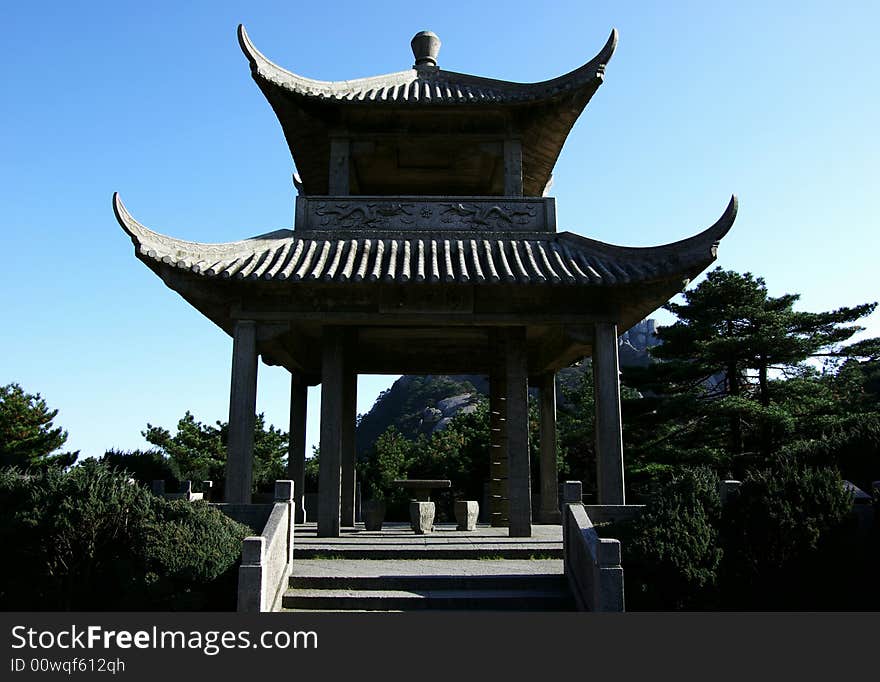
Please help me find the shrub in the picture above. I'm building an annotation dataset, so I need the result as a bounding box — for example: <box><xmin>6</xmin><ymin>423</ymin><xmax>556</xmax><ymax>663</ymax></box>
<box><xmin>611</xmin><ymin>467</ymin><xmax>723</xmax><ymax>610</ymax></box>
<box><xmin>0</xmin><ymin>461</ymin><xmax>248</xmax><ymax>611</ymax></box>
<box><xmin>0</xmin><ymin>461</ymin><xmax>156</xmax><ymax>609</ymax></box>
<box><xmin>780</xmin><ymin>414</ymin><xmax>880</xmax><ymax>492</ymax></box>
<box><xmin>137</xmin><ymin>499</ymin><xmax>250</xmax><ymax>610</ymax></box>
<box><xmin>720</xmin><ymin>461</ymin><xmax>854</xmax><ymax>609</ymax></box>
<box><xmin>101</xmin><ymin>448</ymin><xmax>180</xmax><ymax>488</ymax></box>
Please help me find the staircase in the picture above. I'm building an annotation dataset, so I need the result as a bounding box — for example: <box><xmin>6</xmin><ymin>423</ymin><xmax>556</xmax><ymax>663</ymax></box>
<box><xmin>282</xmin><ymin>559</ymin><xmax>574</xmax><ymax>611</ymax></box>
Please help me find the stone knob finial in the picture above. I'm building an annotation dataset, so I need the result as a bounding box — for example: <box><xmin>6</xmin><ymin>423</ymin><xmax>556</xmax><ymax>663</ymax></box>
<box><xmin>411</xmin><ymin>31</ymin><xmax>441</xmax><ymax>67</ymax></box>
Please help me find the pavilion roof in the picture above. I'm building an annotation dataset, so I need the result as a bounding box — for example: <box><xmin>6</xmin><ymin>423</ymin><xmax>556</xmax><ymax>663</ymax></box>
<box><xmin>237</xmin><ymin>25</ymin><xmax>617</xmax><ymax>196</ymax></box>
<box><xmin>238</xmin><ymin>25</ymin><xmax>616</xmax><ymax>106</ymax></box>
<box><xmin>113</xmin><ymin>193</ymin><xmax>737</xmax><ymax>288</ymax></box>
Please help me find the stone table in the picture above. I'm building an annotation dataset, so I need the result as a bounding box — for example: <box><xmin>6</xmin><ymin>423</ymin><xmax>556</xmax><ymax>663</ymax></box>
<box><xmin>393</xmin><ymin>479</ymin><xmax>452</xmax><ymax>501</ymax></box>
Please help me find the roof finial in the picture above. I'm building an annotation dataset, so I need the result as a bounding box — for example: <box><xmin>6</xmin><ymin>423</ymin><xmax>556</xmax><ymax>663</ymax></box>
<box><xmin>411</xmin><ymin>31</ymin><xmax>440</xmax><ymax>68</ymax></box>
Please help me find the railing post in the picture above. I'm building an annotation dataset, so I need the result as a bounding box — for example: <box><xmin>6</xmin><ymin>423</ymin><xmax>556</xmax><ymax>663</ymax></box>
<box><xmin>275</xmin><ymin>480</ymin><xmax>295</xmax><ymax>566</ymax></box>
<box><xmin>595</xmin><ymin>539</ymin><xmax>624</xmax><ymax>612</ymax></box>
<box><xmin>238</xmin><ymin>537</ymin><xmax>266</xmax><ymax>613</ymax></box>
<box><xmin>561</xmin><ymin>491</ymin><xmax>625</xmax><ymax>613</ymax></box>
<box><xmin>562</xmin><ymin>480</ymin><xmax>583</xmax><ymax>504</ymax></box>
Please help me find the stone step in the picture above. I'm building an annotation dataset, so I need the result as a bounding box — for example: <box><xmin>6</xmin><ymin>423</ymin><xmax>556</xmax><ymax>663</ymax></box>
<box><xmin>284</xmin><ymin>559</ymin><xmax>572</xmax><ymax>612</ymax></box>
<box><xmin>293</xmin><ymin>546</ymin><xmax>562</xmax><ymax>560</ymax></box>
<box><xmin>290</xmin><ymin>572</ymin><xmax>567</xmax><ymax>591</ymax></box>
<box><xmin>281</xmin><ymin>587</ymin><xmax>575</xmax><ymax>612</ymax></box>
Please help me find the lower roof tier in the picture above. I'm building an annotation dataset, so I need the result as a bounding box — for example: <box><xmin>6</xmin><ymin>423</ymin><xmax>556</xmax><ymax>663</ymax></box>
<box><xmin>114</xmin><ymin>194</ymin><xmax>736</xmax><ymax>288</ymax></box>
<box><xmin>112</xmin><ymin>193</ymin><xmax>736</xmax><ymax>375</ymax></box>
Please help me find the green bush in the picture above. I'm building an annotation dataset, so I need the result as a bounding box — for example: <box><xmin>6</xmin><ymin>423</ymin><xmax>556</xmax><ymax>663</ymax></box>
<box><xmin>0</xmin><ymin>461</ymin><xmax>248</xmax><ymax>611</ymax></box>
<box><xmin>780</xmin><ymin>414</ymin><xmax>880</xmax><ymax>492</ymax></box>
<box><xmin>606</xmin><ymin>462</ymin><xmax>867</xmax><ymax>610</ymax></box>
<box><xmin>101</xmin><ymin>448</ymin><xmax>180</xmax><ymax>489</ymax></box>
<box><xmin>137</xmin><ymin>499</ymin><xmax>250</xmax><ymax>610</ymax></box>
<box><xmin>720</xmin><ymin>461</ymin><xmax>854</xmax><ymax>609</ymax></box>
<box><xmin>610</xmin><ymin>467</ymin><xmax>723</xmax><ymax>610</ymax></box>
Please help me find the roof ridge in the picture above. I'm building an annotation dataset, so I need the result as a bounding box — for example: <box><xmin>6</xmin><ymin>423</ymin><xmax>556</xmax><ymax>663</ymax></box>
<box><xmin>237</xmin><ymin>24</ymin><xmax>617</xmax><ymax>103</ymax></box>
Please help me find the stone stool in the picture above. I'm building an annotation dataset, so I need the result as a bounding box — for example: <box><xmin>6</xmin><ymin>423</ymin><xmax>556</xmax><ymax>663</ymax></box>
<box><xmin>409</xmin><ymin>501</ymin><xmax>435</xmax><ymax>534</ymax></box>
<box><xmin>455</xmin><ymin>500</ymin><xmax>479</xmax><ymax>531</ymax></box>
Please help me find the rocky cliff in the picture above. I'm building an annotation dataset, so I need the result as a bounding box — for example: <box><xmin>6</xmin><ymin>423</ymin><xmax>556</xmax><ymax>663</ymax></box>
<box><xmin>355</xmin><ymin>320</ymin><xmax>659</xmax><ymax>455</ymax></box>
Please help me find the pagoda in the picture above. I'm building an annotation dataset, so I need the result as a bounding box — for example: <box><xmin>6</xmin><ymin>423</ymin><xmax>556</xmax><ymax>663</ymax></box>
<box><xmin>114</xmin><ymin>25</ymin><xmax>736</xmax><ymax>538</ymax></box>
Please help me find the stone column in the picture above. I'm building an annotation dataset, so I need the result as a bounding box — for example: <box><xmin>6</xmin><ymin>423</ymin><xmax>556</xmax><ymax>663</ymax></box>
<box><xmin>288</xmin><ymin>374</ymin><xmax>308</xmax><ymax>523</ymax></box>
<box><xmin>593</xmin><ymin>322</ymin><xmax>625</xmax><ymax>505</ymax></box>
<box><xmin>504</xmin><ymin>327</ymin><xmax>532</xmax><ymax>537</ymax></box>
<box><xmin>225</xmin><ymin>320</ymin><xmax>258</xmax><ymax>504</ymax></box>
<box><xmin>538</xmin><ymin>372</ymin><xmax>562</xmax><ymax>523</ymax></box>
<box><xmin>503</xmin><ymin>138</ymin><xmax>523</xmax><ymax>196</ymax></box>
<box><xmin>340</xmin><ymin>364</ymin><xmax>357</xmax><ymax>527</ymax></box>
<box><xmin>318</xmin><ymin>326</ymin><xmax>345</xmax><ymax>537</ymax></box>
<box><xmin>328</xmin><ymin>137</ymin><xmax>351</xmax><ymax>195</ymax></box>
<box><xmin>489</xmin><ymin>365</ymin><xmax>509</xmax><ymax>527</ymax></box>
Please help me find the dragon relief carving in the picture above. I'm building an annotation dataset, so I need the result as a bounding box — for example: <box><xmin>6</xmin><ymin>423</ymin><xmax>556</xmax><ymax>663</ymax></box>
<box><xmin>440</xmin><ymin>203</ymin><xmax>537</xmax><ymax>229</ymax></box>
<box><xmin>310</xmin><ymin>200</ymin><xmax>541</xmax><ymax>231</ymax></box>
<box><xmin>314</xmin><ymin>202</ymin><xmax>416</xmax><ymax>227</ymax></box>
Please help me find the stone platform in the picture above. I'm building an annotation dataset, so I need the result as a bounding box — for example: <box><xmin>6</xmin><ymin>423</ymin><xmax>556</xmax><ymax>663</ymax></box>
<box><xmin>293</xmin><ymin>522</ymin><xmax>563</xmax><ymax>560</ymax></box>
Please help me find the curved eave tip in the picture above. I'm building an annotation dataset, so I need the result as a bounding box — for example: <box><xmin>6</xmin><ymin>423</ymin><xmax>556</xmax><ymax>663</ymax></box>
<box><xmin>112</xmin><ymin>192</ymin><xmax>152</xmax><ymax>247</ymax></box>
<box><xmin>709</xmin><ymin>194</ymin><xmax>738</xmax><ymax>243</ymax></box>
<box><xmin>237</xmin><ymin>24</ymin><xmax>258</xmax><ymax>66</ymax></box>
<box><xmin>238</xmin><ymin>24</ymin><xmax>299</xmax><ymax>80</ymax></box>
<box><xmin>112</xmin><ymin>192</ymin><xmax>135</xmax><ymax>237</ymax></box>
<box><xmin>601</xmin><ymin>28</ymin><xmax>619</xmax><ymax>65</ymax></box>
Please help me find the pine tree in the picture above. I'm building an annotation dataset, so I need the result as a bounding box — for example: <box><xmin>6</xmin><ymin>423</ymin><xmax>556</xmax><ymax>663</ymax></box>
<box><xmin>0</xmin><ymin>383</ymin><xmax>78</xmax><ymax>469</ymax></box>
<box><xmin>624</xmin><ymin>268</ymin><xmax>877</xmax><ymax>472</ymax></box>
<box><xmin>143</xmin><ymin>411</ymin><xmax>287</xmax><ymax>492</ymax></box>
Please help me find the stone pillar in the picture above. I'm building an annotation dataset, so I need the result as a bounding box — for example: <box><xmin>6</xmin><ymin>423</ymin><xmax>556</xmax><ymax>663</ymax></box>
<box><xmin>489</xmin><ymin>365</ymin><xmax>509</xmax><ymax>527</ymax></box>
<box><xmin>503</xmin><ymin>138</ymin><xmax>523</xmax><ymax>196</ymax></box>
<box><xmin>538</xmin><ymin>372</ymin><xmax>562</xmax><ymax>523</ymax></box>
<box><xmin>340</xmin><ymin>364</ymin><xmax>357</xmax><ymax>527</ymax></box>
<box><xmin>328</xmin><ymin>137</ymin><xmax>351</xmax><ymax>195</ymax></box>
<box><xmin>504</xmin><ymin>327</ymin><xmax>532</xmax><ymax>537</ymax></box>
<box><xmin>318</xmin><ymin>326</ymin><xmax>345</xmax><ymax>537</ymax></box>
<box><xmin>593</xmin><ymin>322</ymin><xmax>625</xmax><ymax>505</ymax></box>
<box><xmin>225</xmin><ymin>320</ymin><xmax>258</xmax><ymax>504</ymax></box>
<box><xmin>288</xmin><ymin>374</ymin><xmax>308</xmax><ymax>523</ymax></box>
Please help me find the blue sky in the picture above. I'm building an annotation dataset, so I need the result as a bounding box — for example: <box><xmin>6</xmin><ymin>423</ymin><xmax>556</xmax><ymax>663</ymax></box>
<box><xmin>1</xmin><ymin>1</ymin><xmax>877</xmax><ymax>460</ymax></box>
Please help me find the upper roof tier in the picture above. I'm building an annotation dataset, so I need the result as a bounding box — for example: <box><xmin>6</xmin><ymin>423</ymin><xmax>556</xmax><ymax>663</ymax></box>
<box><xmin>238</xmin><ymin>25</ymin><xmax>617</xmax><ymax>197</ymax></box>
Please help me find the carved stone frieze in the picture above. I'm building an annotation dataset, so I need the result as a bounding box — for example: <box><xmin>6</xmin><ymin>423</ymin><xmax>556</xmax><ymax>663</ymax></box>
<box><xmin>296</xmin><ymin>196</ymin><xmax>556</xmax><ymax>232</ymax></box>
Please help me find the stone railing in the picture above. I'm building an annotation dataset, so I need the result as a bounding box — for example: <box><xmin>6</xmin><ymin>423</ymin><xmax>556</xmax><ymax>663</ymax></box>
<box><xmin>152</xmin><ymin>479</ymin><xmax>212</xmax><ymax>502</ymax></box>
<box><xmin>237</xmin><ymin>481</ymin><xmax>295</xmax><ymax>613</ymax></box>
<box><xmin>562</xmin><ymin>482</ymin><xmax>625</xmax><ymax>612</ymax></box>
